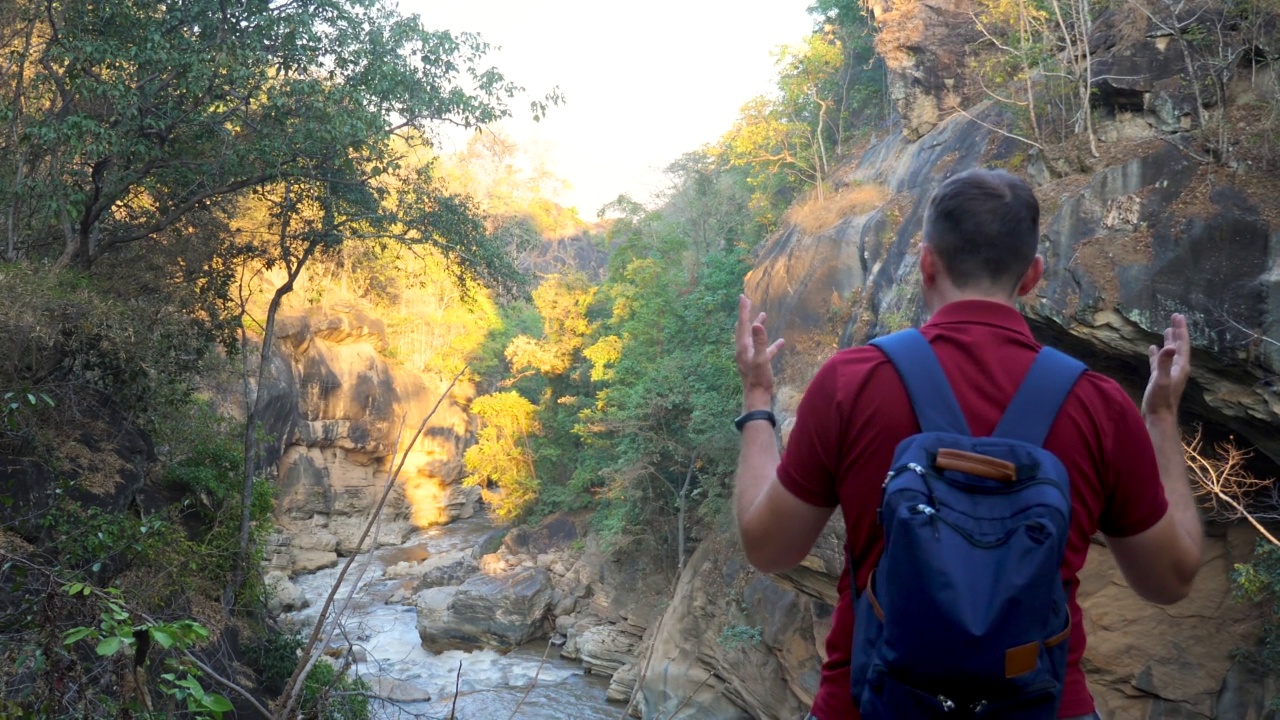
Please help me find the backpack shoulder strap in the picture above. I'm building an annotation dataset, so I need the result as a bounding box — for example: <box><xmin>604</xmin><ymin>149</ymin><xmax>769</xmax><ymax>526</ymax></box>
<box><xmin>991</xmin><ymin>346</ymin><xmax>1087</xmax><ymax>446</ymax></box>
<box><xmin>868</xmin><ymin>329</ymin><xmax>971</xmax><ymax>435</ymax></box>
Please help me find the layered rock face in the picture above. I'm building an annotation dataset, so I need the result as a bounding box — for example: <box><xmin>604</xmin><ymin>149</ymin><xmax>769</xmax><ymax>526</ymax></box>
<box><xmin>636</xmin><ymin>5</ymin><xmax>1279</xmax><ymax>719</ymax></box>
<box><xmin>251</xmin><ymin>305</ymin><xmax>480</xmax><ymax>575</ymax></box>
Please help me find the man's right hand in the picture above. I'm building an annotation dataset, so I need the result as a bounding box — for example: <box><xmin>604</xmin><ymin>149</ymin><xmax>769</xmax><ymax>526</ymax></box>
<box><xmin>1141</xmin><ymin>313</ymin><xmax>1191</xmax><ymax>419</ymax></box>
<box><xmin>1109</xmin><ymin>310</ymin><xmax>1203</xmax><ymax>605</ymax></box>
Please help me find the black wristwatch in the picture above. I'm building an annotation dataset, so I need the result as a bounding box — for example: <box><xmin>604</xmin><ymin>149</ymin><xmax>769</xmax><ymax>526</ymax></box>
<box><xmin>734</xmin><ymin>409</ymin><xmax>777</xmax><ymax>432</ymax></box>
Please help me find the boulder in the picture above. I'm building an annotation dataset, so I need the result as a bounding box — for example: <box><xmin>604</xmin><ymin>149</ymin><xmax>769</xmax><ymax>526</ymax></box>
<box><xmin>291</xmin><ymin>549</ymin><xmax>338</xmax><ymax>574</ymax></box>
<box><xmin>478</xmin><ymin>552</ymin><xmax>510</xmax><ymax>575</ymax></box>
<box><xmin>264</xmin><ymin>571</ymin><xmax>310</xmax><ymax>615</ymax></box>
<box><xmin>501</xmin><ymin>512</ymin><xmax>581</xmax><ymax>555</ymax></box>
<box><xmin>607</xmin><ymin>662</ymin><xmax>639</xmax><ymax>704</ymax></box>
<box><xmin>415</xmin><ymin>568</ymin><xmax>553</xmax><ymax>652</ymax></box>
<box><xmin>560</xmin><ymin>616</ymin><xmax>605</xmax><ymax>662</ymax></box>
<box><xmin>577</xmin><ymin>624</ymin><xmax>642</xmax><ymax>676</ymax></box>
<box><xmin>365</xmin><ymin>676</ymin><xmax>431</xmax><ymax>703</ymax></box>
<box><xmin>412</xmin><ymin>586</ymin><xmax>459</xmax><ymax>631</ymax></box>
<box><xmin>412</xmin><ymin>554</ymin><xmax>479</xmax><ymax>590</ymax></box>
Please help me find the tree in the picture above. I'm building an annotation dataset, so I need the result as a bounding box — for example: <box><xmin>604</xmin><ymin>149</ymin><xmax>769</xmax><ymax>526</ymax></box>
<box><xmin>0</xmin><ymin>0</ymin><xmax>565</xmax><ymax>606</ymax></box>
<box><xmin>463</xmin><ymin>391</ymin><xmax>541</xmax><ymax>520</ymax></box>
<box><xmin>0</xmin><ymin>0</ymin><xmax>561</xmax><ymax>270</ymax></box>
<box><xmin>717</xmin><ymin>1</ymin><xmax>886</xmax><ymax>228</ymax></box>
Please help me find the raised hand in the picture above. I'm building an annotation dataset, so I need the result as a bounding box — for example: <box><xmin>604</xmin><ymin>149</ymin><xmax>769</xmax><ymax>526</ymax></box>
<box><xmin>735</xmin><ymin>294</ymin><xmax>785</xmax><ymax>406</ymax></box>
<box><xmin>1141</xmin><ymin>312</ymin><xmax>1191</xmax><ymax>419</ymax></box>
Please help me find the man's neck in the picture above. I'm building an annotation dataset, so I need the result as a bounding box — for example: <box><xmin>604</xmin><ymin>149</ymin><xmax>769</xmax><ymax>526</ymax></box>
<box><xmin>925</xmin><ymin>287</ymin><xmax>1019</xmax><ymax>315</ymax></box>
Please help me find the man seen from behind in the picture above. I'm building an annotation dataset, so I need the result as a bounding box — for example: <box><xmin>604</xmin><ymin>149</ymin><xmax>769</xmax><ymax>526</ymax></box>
<box><xmin>731</xmin><ymin>168</ymin><xmax>1205</xmax><ymax>720</ymax></box>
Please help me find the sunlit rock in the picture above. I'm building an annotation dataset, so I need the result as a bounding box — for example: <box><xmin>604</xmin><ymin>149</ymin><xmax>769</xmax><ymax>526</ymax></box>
<box><xmin>415</xmin><ymin>567</ymin><xmax>553</xmax><ymax>653</ymax></box>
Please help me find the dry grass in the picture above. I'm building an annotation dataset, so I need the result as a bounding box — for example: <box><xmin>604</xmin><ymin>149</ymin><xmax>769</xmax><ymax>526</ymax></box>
<box><xmin>785</xmin><ymin>183</ymin><xmax>890</xmax><ymax>236</ymax></box>
<box><xmin>53</xmin><ymin>424</ymin><xmax>129</xmax><ymax>495</ymax></box>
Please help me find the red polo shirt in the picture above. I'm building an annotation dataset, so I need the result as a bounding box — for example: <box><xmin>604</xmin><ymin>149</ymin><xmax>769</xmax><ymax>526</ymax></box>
<box><xmin>777</xmin><ymin>299</ymin><xmax>1169</xmax><ymax>719</ymax></box>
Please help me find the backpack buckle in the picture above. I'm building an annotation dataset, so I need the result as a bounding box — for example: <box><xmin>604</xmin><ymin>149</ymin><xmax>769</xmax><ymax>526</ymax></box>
<box><xmin>938</xmin><ymin>695</ymin><xmax>955</xmax><ymax>712</ymax></box>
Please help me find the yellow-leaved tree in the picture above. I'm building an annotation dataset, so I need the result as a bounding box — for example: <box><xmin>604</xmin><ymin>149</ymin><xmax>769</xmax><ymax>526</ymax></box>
<box><xmin>463</xmin><ymin>391</ymin><xmax>541</xmax><ymax>520</ymax></box>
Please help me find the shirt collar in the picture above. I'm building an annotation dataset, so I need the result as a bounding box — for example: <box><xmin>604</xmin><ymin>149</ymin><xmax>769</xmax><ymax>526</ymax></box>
<box><xmin>923</xmin><ymin>299</ymin><xmax>1036</xmax><ymax>340</ymax></box>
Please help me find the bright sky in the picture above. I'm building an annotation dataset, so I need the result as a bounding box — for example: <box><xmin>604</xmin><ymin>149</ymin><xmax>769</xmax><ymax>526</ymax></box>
<box><xmin>404</xmin><ymin>0</ymin><xmax>817</xmax><ymax>218</ymax></box>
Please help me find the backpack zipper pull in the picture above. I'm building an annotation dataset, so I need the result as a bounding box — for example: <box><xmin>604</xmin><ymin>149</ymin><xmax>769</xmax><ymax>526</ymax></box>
<box><xmin>913</xmin><ymin>503</ymin><xmax>942</xmax><ymax>539</ymax></box>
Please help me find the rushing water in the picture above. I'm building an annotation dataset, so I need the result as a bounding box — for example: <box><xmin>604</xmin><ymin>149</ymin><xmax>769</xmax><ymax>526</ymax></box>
<box><xmin>283</xmin><ymin>515</ymin><xmax>619</xmax><ymax>720</ymax></box>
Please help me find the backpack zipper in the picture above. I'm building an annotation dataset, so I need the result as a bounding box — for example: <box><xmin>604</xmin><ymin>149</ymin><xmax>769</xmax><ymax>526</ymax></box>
<box><xmin>909</xmin><ymin>504</ymin><xmax>1051</xmax><ymax>549</ymax></box>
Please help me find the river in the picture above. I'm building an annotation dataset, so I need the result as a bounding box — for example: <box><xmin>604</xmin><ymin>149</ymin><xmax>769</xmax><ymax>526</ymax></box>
<box><xmin>282</xmin><ymin>514</ymin><xmax>620</xmax><ymax>720</ymax></box>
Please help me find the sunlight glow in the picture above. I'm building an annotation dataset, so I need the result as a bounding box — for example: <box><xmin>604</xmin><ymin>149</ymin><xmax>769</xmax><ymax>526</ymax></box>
<box><xmin>405</xmin><ymin>0</ymin><xmax>817</xmax><ymax>215</ymax></box>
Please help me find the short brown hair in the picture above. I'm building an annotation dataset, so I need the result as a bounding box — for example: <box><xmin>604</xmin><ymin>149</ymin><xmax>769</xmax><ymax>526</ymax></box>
<box><xmin>923</xmin><ymin>169</ymin><xmax>1039</xmax><ymax>291</ymax></box>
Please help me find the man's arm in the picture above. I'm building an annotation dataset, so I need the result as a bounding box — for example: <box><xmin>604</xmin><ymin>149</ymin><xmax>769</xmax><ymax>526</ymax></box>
<box><xmin>733</xmin><ymin>295</ymin><xmax>833</xmax><ymax>574</ymax></box>
<box><xmin>1105</xmin><ymin>313</ymin><xmax>1205</xmax><ymax>605</ymax></box>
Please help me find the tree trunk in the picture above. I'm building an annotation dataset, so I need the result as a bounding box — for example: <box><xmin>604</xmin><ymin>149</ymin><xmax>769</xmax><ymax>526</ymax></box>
<box><xmin>6</xmin><ymin>150</ymin><xmax>23</xmax><ymax>262</ymax></box>
<box><xmin>677</xmin><ymin>450</ymin><xmax>699</xmax><ymax>574</ymax></box>
<box><xmin>226</xmin><ymin>184</ymin><xmax>323</xmax><ymax>610</ymax></box>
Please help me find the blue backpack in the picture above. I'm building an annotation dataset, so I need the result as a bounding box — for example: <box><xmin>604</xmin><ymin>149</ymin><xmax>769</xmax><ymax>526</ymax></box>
<box><xmin>849</xmin><ymin>328</ymin><xmax>1085</xmax><ymax>719</ymax></box>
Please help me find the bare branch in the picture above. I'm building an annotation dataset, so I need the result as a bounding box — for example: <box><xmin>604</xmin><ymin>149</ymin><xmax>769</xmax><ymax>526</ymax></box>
<box><xmin>1184</xmin><ymin>428</ymin><xmax>1280</xmax><ymax>546</ymax></box>
<box><xmin>945</xmin><ymin>100</ymin><xmax>1045</xmax><ymax>150</ymax></box>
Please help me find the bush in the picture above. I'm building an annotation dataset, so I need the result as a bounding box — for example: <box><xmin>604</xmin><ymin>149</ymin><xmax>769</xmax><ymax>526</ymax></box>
<box><xmin>1232</xmin><ymin>538</ymin><xmax>1280</xmax><ymax>708</ymax></box>
<box><xmin>244</xmin><ymin>631</ymin><xmax>372</xmax><ymax>720</ymax></box>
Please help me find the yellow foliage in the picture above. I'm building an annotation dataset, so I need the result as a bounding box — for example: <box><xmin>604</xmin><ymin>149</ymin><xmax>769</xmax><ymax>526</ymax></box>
<box><xmin>584</xmin><ymin>335</ymin><xmax>624</xmax><ymax>382</ymax></box>
<box><xmin>505</xmin><ymin>333</ymin><xmax>570</xmax><ymax>376</ymax></box>
<box><xmin>463</xmin><ymin>391</ymin><xmax>540</xmax><ymax>520</ymax></box>
<box><xmin>504</xmin><ymin>273</ymin><xmax>598</xmax><ymax>377</ymax></box>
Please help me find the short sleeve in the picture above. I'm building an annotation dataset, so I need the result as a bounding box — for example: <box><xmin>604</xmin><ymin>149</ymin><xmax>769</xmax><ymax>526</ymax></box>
<box><xmin>1096</xmin><ymin>381</ymin><xmax>1169</xmax><ymax>537</ymax></box>
<box><xmin>777</xmin><ymin>357</ymin><xmax>843</xmax><ymax>508</ymax></box>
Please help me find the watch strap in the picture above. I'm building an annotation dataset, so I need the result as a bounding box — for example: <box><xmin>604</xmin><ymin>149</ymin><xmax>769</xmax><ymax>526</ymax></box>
<box><xmin>734</xmin><ymin>409</ymin><xmax>777</xmax><ymax>432</ymax></box>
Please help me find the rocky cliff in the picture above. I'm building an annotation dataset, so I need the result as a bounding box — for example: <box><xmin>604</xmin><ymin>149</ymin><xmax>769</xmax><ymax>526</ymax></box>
<box><xmin>633</xmin><ymin>3</ymin><xmax>1280</xmax><ymax>718</ymax></box>
<box><xmin>248</xmin><ymin>305</ymin><xmax>480</xmax><ymax>575</ymax></box>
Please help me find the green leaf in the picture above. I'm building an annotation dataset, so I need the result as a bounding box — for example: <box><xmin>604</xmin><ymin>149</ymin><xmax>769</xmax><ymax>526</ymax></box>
<box><xmin>203</xmin><ymin>694</ymin><xmax>233</xmax><ymax>712</ymax></box>
<box><xmin>149</xmin><ymin>628</ymin><xmax>175</xmax><ymax>650</ymax></box>
<box><xmin>63</xmin><ymin>627</ymin><xmax>94</xmax><ymax>645</ymax></box>
<box><xmin>95</xmin><ymin>636</ymin><xmax>123</xmax><ymax>656</ymax></box>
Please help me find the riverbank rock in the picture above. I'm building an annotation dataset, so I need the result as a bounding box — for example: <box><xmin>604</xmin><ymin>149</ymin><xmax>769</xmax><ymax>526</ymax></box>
<box><xmin>415</xmin><ymin>567</ymin><xmax>553</xmax><ymax>652</ymax></box>
<box><xmin>502</xmin><ymin>512</ymin><xmax>581</xmax><ymax>555</ymax></box>
<box><xmin>578</xmin><ymin>624</ymin><xmax>642</xmax><ymax>676</ymax></box>
<box><xmin>264</xmin><ymin>571</ymin><xmax>310</xmax><ymax>615</ymax></box>
<box><xmin>608</xmin><ymin>662</ymin><xmax>640</xmax><ymax>704</ymax></box>
<box><xmin>636</xmin><ymin>534</ymin><xmax>821</xmax><ymax>720</ymax></box>
<box><xmin>416</xmin><ymin>554</ymin><xmax>479</xmax><ymax>589</ymax></box>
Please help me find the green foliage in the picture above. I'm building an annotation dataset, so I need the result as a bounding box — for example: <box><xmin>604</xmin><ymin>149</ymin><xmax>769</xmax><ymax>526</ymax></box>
<box><xmin>1233</xmin><ymin>538</ymin><xmax>1280</xmax><ymax>704</ymax></box>
<box><xmin>470</xmin><ymin>149</ymin><xmax>760</xmax><ymax>563</ymax></box>
<box><xmin>717</xmin><ymin>624</ymin><xmax>764</xmax><ymax>650</ymax></box>
<box><xmin>60</xmin><ymin>586</ymin><xmax>232</xmax><ymax>719</ymax></box>
<box><xmin>717</xmin><ymin>0</ymin><xmax>886</xmax><ymax>228</ymax></box>
<box><xmin>301</xmin><ymin>659</ymin><xmax>373</xmax><ymax>720</ymax></box>
<box><xmin>243</xmin><ymin>631</ymin><xmax>372</xmax><ymax>720</ymax></box>
<box><xmin>0</xmin><ymin>0</ymin><xmax>558</xmax><ymax>281</ymax></box>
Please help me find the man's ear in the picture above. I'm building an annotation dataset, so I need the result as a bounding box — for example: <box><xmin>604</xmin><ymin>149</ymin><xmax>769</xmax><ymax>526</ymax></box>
<box><xmin>1015</xmin><ymin>255</ymin><xmax>1045</xmax><ymax>297</ymax></box>
<box><xmin>920</xmin><ymin>244</ymin><xmax>940</xmax><ymax>289</ymax></box>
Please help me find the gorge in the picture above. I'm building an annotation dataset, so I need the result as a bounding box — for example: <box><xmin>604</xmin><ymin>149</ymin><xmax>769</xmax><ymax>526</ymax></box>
<box><xmin>1</xmin><ymin>0</ymin><xmax>1279</xmax><ymax>717</ymax></box>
